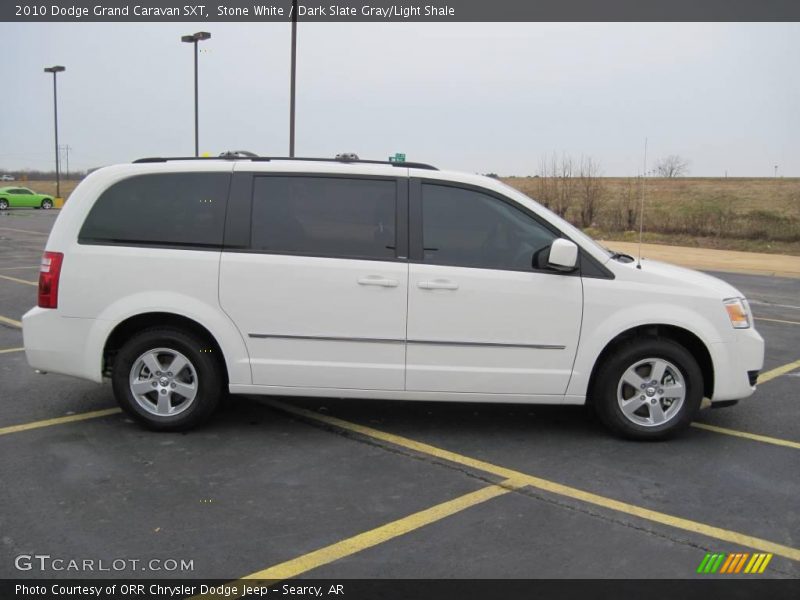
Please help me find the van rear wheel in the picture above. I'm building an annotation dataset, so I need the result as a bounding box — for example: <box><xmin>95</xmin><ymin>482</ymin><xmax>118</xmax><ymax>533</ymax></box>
<box><xmin>112</xmin><ymin>328</ymin><xmax>223</xmax><ymax>431</ymax></box>
<box><xmin>592</xmin><ymin>338</ymin><xmax>703</xmax><ymax>440</ymax></box>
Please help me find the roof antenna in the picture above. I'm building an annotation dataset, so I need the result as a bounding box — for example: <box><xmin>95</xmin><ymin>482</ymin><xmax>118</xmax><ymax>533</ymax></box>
<box><xmin>637</xmin><ymin>137</ymin><xmax>647</xmax><ymax>270</ymax></box>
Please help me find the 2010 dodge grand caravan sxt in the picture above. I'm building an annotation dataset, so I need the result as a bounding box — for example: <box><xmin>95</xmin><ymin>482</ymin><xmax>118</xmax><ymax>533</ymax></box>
<box><xmin>23</xmin><ymin>155</ymin><xmax>765</xmax><ymax>439</ymax></box>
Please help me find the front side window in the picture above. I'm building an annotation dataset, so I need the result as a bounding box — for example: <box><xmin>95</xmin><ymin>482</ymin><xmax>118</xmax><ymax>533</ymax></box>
<box><xmin>251</xmin><ymin>176</ymin><xmax>396</xmax><ymax>260</ymax></box>
<box><xmin>79</xmin><ymin>173</ymin><xmax>230</xmax><ymax>247</ymax></box>
<box><xmin>421</xmin><ymin>183</ymin><xmax>557</xmax><ymax>271</ymax></box>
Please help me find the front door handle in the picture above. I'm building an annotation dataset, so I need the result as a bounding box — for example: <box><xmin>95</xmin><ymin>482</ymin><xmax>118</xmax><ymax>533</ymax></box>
<box><xmin>417</xmin><ymin>279</ymin><xmax>459</xmax><ymax>291</ymax></box>
<box><xmin>357</xmin><ymin>275</ymin><xmax>399</xmax><ymax>288</ymax></box>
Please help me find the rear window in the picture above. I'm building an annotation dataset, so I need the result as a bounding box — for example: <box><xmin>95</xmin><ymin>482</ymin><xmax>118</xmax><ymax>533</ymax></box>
<box><xmin>250</xmin><ymin>176</ymin><xmax>397</xmax><ymax>260</ymax></box>
<box><xmin>79</xmin><ymin>173</ymin><xmax>230</xmax><ymax>247</ymax></box>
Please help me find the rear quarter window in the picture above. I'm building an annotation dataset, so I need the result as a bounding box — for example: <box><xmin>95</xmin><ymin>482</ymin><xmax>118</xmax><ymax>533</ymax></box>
<box><xmin>78</xmin><ymin>172</ymin><xmax>230</xmax><ymax>247</ymax></box>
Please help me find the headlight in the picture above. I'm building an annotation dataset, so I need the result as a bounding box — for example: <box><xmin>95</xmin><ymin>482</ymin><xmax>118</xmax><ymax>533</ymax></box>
<box><xmin>724</xmin><ymin>297</ymin><xmax>751</xmax><ymax>329</ymax></box>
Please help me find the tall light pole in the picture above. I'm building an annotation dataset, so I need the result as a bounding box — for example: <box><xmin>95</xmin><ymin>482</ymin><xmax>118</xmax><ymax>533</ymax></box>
<box><xmin>289</xmin><ymin>0</ymin><xmax>298</xmax><ymax>157</ymax></box>
<box><xmin>181</xmin><ymin>31</ymin><xmax>211</xmax><ymax>157</ymax></box>
<box><xmin>43</xmin><ymin>65</ymin><xmax>65</xmax><ymax>198</ymax></box>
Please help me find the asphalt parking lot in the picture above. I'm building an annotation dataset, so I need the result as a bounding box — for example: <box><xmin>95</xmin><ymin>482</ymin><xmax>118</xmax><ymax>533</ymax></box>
<box><xmin>1</xmin><ymin>209</ymin><xmax>798</xmax><ymax>582</ymax></box>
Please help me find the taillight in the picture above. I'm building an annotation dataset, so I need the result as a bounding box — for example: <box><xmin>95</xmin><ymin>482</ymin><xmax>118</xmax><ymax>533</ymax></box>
<box><xmin>38</xmin><ymin>251</ymin><xmax>64</xmax><ymax>309</ymax></box>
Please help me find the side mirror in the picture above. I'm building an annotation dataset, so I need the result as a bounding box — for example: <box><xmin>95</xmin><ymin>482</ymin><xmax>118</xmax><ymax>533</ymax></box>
<box><xmin>547</xmin><ymin>238</ymin><xmax>578</xmax><ymax>271</ymax></box>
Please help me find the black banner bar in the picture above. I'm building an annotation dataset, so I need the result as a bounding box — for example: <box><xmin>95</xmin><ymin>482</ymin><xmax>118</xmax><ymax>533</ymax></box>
<box><xmin>3</xmin><ymin>579</ymin><xmax>800</xmax><ymax>600</ymax></box>
<box><xmin>3</xmin><ymin>0</ymin><xmax>800</xmax><ymax>22</ymax></box>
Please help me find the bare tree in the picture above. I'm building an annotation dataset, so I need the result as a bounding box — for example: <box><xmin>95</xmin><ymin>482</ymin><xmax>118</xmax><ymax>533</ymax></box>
<box><xmin>655</xmin><ymin>155</ymin><xmax>690</xmax><ymax>178</ymax></box>
<box><xmin>536</xmin><ymin>152</ymin><xmax>603</xmax><ymax>224</ymax></box>
<box><xmin>536</xmin><ymin>156</ymin><xmax>554</xmax><ymax>209</ymax></box>
<box><xmin>553</xmin><ymin>153</ymin><xmax>575</xmax><ymax>219</ymax></box>
<box><xmin>617</xmin><ymin>177</ymin><xmax>639</xmax><ymax>231</ymax></box>
<box><xmin>535</xmin><ymin>152</ymin><xmax>572</xmax><ymax>216</ymax></box>
<box><xmin>577</xmin><ymin>156</ymin><xmax>604</xmax><ymax>227</ymax></box>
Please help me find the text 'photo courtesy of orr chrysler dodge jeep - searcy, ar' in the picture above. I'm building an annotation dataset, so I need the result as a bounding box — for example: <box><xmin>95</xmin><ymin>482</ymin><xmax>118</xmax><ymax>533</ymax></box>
<box><xmin>22</xmin><ymin>154</ymin><xmax>764</xmax><ymax>440</ymax></box>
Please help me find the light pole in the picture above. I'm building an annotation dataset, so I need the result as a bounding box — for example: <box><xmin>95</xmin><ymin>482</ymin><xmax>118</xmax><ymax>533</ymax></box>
<box><xmin>43</xmin><ymin>65</ymin><xmax>65</xmax><ymax>198</ymax></box>
<box><xmin>181</xmin><ymin>31</ymin><xmax>211</xmax><ymax>157</ymax></box>
<box><xmin>289</xmin><ymin>0</ymin><xmax>298</xmax><ymax>157</ymax></box>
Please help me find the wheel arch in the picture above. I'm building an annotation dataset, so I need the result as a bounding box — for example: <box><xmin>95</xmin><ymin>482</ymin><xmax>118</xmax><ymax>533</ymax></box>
<box><xmin>103</xmin><ymin>312</ymin><xmax>228</xmax><ymax>383</ymax></box>
<box><xmin>585</xmin><ymin>323</ymin><xmax>714</xmax><ymax>405</ymax></box>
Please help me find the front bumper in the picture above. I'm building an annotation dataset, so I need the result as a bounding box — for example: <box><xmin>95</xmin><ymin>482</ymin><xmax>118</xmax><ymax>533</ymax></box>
<box><xmin>709</xmin><ymin>327</ymin><xmax>765</xmax><ymax>402</ymax></box>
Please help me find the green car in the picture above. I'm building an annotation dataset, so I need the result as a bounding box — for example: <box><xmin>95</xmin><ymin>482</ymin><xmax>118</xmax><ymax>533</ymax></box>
<box><xmin>0</xmin><ymin>186</ymin><xmax>55</xmax><ymax>210</ymax></box>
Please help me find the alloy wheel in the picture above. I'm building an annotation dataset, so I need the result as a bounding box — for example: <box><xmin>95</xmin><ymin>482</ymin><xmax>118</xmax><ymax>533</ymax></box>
<box><xmin>616</xmin><ymin>357</ymin><xmax>686</xmax><ymax>427</ymax></box>
<box><xmin>128</xmin><ymin>347</ymin><xmax>199</xmax><ymax>417</ymax></box>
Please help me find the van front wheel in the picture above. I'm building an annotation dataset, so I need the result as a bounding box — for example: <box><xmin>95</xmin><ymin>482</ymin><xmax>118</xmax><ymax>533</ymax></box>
<box><xmin>592</xmin><ymin>338</ymin><xmax>703</xmax><ymax>440</ymax></box>
<box><xmin>112</xmin><ymin>328</ymin><xmax>223</xmax><ymax>431</ymax></box>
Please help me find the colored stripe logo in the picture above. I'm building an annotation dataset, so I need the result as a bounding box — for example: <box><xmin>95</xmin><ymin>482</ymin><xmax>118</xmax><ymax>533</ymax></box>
<box><xmin>696</xmin><ymin>552</ymin><xmax>772</xmax><ymax>574</ymax></box>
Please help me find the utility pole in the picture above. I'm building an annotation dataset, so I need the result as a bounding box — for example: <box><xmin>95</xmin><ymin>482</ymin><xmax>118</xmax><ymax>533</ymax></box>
<box><xmin>289</xmin><ymin>0</ymin><xmax>298</xmax><ymax>157</ymax></box>
<box><xmin>181</xmin><ymin>32</ymin><xmax>211</xmax><ymax>157</ymax></box>
<box><xmin>44</xmin><ymin>65</ymin><xmax>65</xmax><ymax>198</ymax></box>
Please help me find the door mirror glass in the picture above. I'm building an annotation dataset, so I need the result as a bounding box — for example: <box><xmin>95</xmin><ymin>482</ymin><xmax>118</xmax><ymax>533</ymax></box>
<box><xmin>547</xmin><ymin>238</ymin><xmax>578</xmax><ymax>271</ymax></box>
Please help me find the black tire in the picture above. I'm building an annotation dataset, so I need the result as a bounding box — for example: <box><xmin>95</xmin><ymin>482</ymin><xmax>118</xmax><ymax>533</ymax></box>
<box><xmin>112</xmin><ymin>327</ymin><xmax>224</xmax><ymax>431</ymax></box>
<box><xmin>41</xmin><ymin>198</ymin><xmax>53</xmax><ymax>209</ymax></box>
<box><xmin>0</xmin><ymin>199</ymin><xmax>8</xmax><ymax>210</ymax></box>
<box><xmin>592</xmin><ymin>337</ymin><xmax>703</xmax><ymax>441</ymax></box>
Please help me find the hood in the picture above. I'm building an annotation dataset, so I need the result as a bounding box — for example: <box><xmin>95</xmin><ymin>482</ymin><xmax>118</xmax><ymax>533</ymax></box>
<box><xmin>617</xmin><ymin>259</ymin><xmax>744</xmax><ymax>299</ymax></box>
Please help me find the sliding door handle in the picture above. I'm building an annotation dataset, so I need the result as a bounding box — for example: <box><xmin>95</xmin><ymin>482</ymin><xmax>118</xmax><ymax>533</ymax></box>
<box><xmin>357</xmin><ymin>275</ymin><xmax>399</xmax><ymax>288</ymax></box>
<box><xmin>417</xmin><ymin>279</ymin><xmax>459</xmax><ymax>291</ymax></box>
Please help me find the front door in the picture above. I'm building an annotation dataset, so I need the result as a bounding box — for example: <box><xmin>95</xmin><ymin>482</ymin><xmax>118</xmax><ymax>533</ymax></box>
<box><xmin>406</xmin><ymin>181</ymin><xmax>583</xmax><ymax>396</ymax></box>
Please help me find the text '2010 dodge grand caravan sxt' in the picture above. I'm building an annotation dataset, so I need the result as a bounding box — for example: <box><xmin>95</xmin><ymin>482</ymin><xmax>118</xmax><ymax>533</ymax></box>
<box><xmin>22</xmin><ymin>155</ymin><xmax>765</xmax><ymax>439</ymax></box>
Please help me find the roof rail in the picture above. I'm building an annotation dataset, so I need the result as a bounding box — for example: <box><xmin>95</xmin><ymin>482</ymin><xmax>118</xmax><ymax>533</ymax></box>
<box><xmin>132</xmin><ymin>155</ymin><xmax>438</xmax><ymax>170</ymax></box>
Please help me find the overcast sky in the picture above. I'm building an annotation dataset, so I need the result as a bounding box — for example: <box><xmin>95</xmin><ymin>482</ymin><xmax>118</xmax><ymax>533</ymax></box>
<box><xmin>1</xmin><ymin>22</ymin><xmax>798</xmax><ymax>176</ymax></box>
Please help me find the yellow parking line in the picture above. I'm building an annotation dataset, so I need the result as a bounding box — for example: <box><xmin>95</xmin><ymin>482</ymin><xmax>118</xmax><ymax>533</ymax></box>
<box><xmin>758</xmin><ymin>358</ymin><xmax>800</xmax><ymax>384</ymax></box>
<box><xmin>263</xmin><ymin>399</ymin><xmax>800</xmax><ymax>563</ymax></box>
<box><xmin>755</xmin><ymin>317</ymin><xmax>800</xmax><ymax>326</ymax></box>
<box><xmin>0</xmin><ymin>408</ymin><xmax>122</xmax><ymax>436</ymax></box>
<box><xmin>690</xmin><ymin>423</ymin><xmax>800</xmax><ymax>450</ymax></box>
<box><xmin>0</xmin><ymin>347</ymin><xmax>24</xmax><ymax>354</ymax></box>
<box><xmin>0</xmin><ymin>314</ymin><xmax>22</xmax><ymax>328</ymax></box>
<box><xmin>193</xmin><ymin>479</ymin><xmax>523</xmax><ymax>599</ymax></box>
<box><xmin>0</xmin><ymin>265</ymin><xmax>39</xmax><ymax>271</ymax></box>
<box><xmin>0</xmin><ymin>273</ymin><xmax>37</xmax><ymax>286</ymax></box>
<box><xmin>247</xmin><ymin>479</ymin><xmax>521</xmax><ymax>580</ymax></box>
<box><xmin>0</xmin><ymin>226</ymin><xmax>48</xmax><ymax>236</ymax></box>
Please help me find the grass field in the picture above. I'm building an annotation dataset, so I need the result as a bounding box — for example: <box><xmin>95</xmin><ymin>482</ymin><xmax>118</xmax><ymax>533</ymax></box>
<box><xmin>504</xmin><ymin>176</ymin><xmax>800</xmax><ymax>255</ymax></box>
<box><xmin>12</xmin><ymin>176</ymin><xmax>800</xmax><ymax>256</ymax></box>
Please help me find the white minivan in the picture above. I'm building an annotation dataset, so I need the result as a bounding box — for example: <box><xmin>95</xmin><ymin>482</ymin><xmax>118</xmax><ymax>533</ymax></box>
<box><xmin>23</xmin><ymin>155</ymin><xmax>764</xmax><ymax>439</ymax></box>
